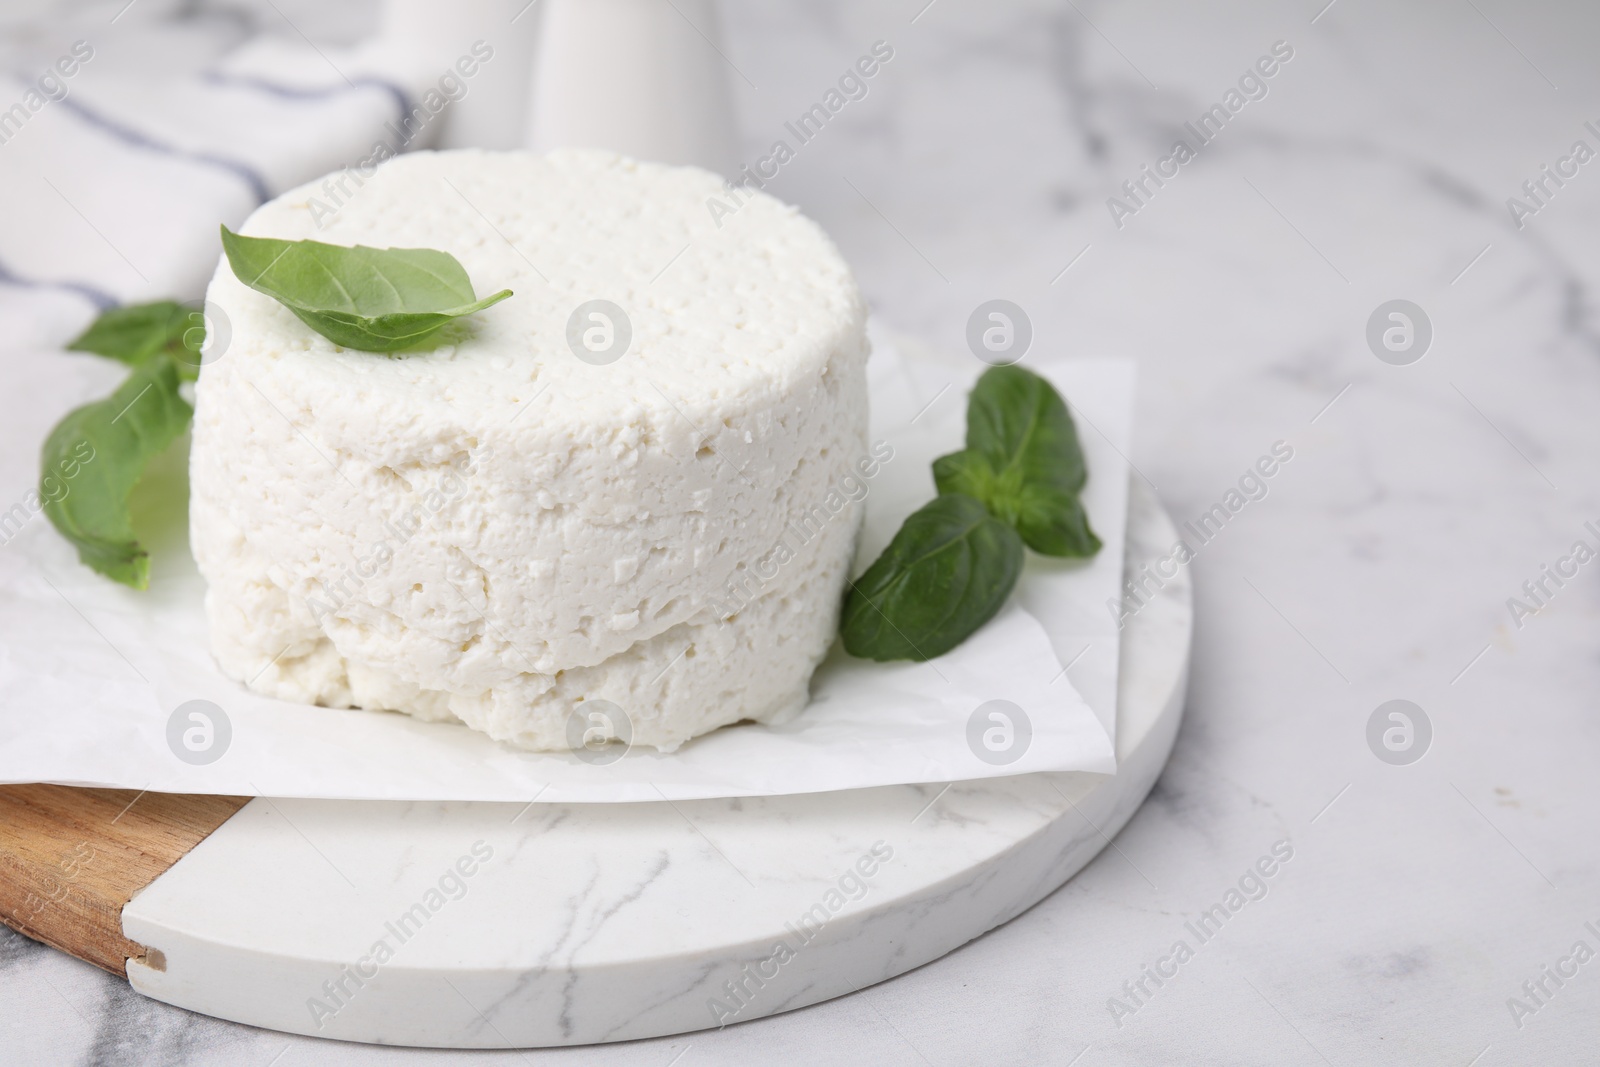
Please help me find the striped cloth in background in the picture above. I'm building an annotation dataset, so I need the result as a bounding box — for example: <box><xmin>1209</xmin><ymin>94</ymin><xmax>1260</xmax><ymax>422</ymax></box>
<box><xmin>0</xmin><ymin>15</ymin><xmax>445</xmax><ymax>351</ymax></box>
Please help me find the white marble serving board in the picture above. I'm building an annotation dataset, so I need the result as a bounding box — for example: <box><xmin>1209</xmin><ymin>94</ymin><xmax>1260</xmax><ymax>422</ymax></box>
<box><xmin>119</xmin><ymin>478</ymin><xmax>1190</xmax><ymax>1048</ymax></box>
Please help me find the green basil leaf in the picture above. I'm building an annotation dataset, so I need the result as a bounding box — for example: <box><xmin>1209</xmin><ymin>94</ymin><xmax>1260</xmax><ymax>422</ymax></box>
<box><xmin>220</xmin><ymin>225</ymin><xmax>512</xmax><ymax>352</ymax></box>
<box><xmin>41</xmin><ymin>356</ymin><xmax>192</xmax><ymax>589</ymax></box>
<box><xmin>934</xmin><ymin>365</ymin><xmax>1101</xmax><ymax>558</ymax></box>
<box><xmin>1007</xmin><ymin>482</ymin><xmax>1100</xmax><ymax>556</ymax></box>
<box><xmin>68</xmin><ymin>300</ymin><xmax>192</xmax><ymax>367</ymax></box>
<box><xmin>840</xmin><ymin>493</ymin><xmax>1024</xmax><ymax>662</ymax></box>
<box><xmin>966</xmin><ymin>364</ymin><xmax>1088</xmax><ymax>494</ymax></box>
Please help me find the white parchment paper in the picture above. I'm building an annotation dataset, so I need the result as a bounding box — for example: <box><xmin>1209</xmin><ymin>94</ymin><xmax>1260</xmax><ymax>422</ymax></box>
<box><xmin>0</xmin><ymin>334</ymin><xmax>1134</xmax><ymax>801</ymax></box>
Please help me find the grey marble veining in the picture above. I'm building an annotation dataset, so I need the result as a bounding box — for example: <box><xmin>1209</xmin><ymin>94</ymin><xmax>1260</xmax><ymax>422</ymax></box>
<box><xmin>6</xmin><ymin>0</ymin><xmax>1600</xmax><ymax>1063</ymax></box>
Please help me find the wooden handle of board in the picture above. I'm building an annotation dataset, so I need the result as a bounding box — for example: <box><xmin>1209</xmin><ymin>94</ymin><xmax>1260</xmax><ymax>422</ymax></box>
<box><xmin>0</xmin><ymin>785</ymin><xmax>249</xmax><ymax>976</ymax></box>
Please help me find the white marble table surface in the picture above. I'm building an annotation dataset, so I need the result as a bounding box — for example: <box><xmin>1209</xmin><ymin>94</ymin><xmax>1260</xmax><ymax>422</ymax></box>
<box><xmin>6</xmin><ymin>0</ymin><xmax>1600</xmax><ymax>1063</ymax></box>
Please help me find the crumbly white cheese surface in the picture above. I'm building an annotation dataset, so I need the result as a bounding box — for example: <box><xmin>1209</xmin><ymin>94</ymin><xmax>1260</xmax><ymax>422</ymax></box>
<box><xmin>190</xmin><ymin>148</ymin><xmax>869</xmax><ymax>751</ymax></box>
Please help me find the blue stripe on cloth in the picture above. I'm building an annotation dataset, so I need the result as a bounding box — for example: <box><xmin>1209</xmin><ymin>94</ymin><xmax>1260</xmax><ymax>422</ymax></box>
<box><xmin>200</xmin><ymin>69</ymin><xmax>416</xmax><ymax>134</ymax></box>
<box><xmin>0</xmin><ymin>256</ymin><xmax>118</xmax><ymax>311</ymax></box>
<box><xmin>51</xmin><ymin>93</ymin><xmax>273</xmax><ymax>205</ymax></box>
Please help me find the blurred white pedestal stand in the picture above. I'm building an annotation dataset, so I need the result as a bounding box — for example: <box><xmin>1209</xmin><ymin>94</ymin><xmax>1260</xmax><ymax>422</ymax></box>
<box><xmin>381</xmin><ymin>0</ymin><xmax>737</xmax><ymax>175</ymax></box>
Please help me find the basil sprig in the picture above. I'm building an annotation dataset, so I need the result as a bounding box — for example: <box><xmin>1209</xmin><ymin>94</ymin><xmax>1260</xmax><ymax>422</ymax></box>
<box><xmin>220</xmin><ymin>226</ymin><xmax>512</xmax><ymax>352</ymax></box>
<box><xmin>42</xmin><ymin>302</ymin><xmax>202</xmax><ymax>588</ymax></box>
<box><xmin>840</xmin><ymin>365</ymin><xmax>1100</xmax><ymax>662</ymax></box>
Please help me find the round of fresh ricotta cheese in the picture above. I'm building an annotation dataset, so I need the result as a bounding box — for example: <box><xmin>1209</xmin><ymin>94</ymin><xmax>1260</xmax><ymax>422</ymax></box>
<box><xmin>190</xmin><ymin>148</ymin><xmax>870</xmax><ymax>752</ymax></box>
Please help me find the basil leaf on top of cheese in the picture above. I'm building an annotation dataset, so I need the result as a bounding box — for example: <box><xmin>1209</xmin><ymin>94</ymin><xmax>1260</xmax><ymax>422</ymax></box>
<box><xmin>220</xmin><ymin>226</ymin><xmax>512</xmax><ymax>352</ymax></box>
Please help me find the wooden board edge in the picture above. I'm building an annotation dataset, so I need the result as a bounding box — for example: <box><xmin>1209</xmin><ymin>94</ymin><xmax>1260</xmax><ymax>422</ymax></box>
<box><xmin>0</xmin><ymin>785</ymin><xmax>249</xmax><ymax>977</ymax></box>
